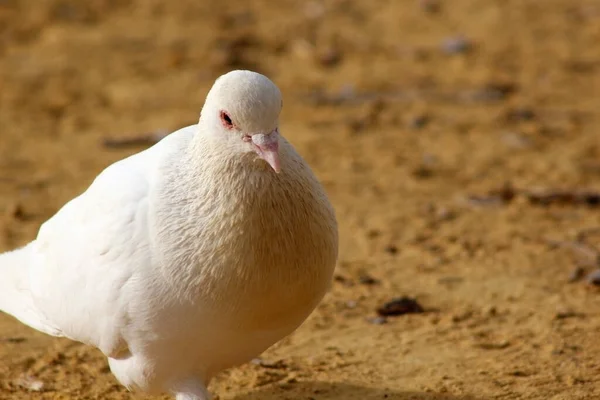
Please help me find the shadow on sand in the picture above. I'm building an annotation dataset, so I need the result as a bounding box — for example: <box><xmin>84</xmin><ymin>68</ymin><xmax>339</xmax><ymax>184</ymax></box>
<box><xmin>227</xmin><ymin>381</ymin><xmax>484</xmax><ymax>400</ymax></box>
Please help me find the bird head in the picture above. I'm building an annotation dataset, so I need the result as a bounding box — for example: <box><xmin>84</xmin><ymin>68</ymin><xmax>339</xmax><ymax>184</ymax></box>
<box><xmin>200</xmin><ymin>70</ymin><xmax>284</xmax><ymax>173</ymax></box>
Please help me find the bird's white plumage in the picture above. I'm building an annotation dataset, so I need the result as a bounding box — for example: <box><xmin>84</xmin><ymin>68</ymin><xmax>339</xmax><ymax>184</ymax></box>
<box><xmin>0</xmin><ymin>71</ymin><xmax>338</xmax><ymax>400</ymax></box>
<box><xmin>31</xmin><ymin>128</ymin><xmax>191</xmax><ymax>357</ymax></box>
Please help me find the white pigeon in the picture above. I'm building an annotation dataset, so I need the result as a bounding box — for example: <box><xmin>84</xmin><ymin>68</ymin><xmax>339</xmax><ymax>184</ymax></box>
<box><xmin>0</xmin><ymin>70</ymin><xmax>338</xmax><ymax>400</ymax></box>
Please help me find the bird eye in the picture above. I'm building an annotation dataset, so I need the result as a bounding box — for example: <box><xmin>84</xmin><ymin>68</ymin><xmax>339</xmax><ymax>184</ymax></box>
<box><xmin>220</xmin><ymin>111</ymin><xmax>234</xmax><ymax>129</ymax></box>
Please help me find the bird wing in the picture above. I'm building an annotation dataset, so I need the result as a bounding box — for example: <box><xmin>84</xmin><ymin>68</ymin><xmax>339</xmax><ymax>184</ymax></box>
<box><xmin>27</xmin><ymin>126</ymin><xmax>196</xmax><ymax>358</ymax></box>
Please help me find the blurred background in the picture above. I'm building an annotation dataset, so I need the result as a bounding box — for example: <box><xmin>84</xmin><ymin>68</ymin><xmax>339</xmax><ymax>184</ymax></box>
<box><xmin>1</xmin><ymin>0</ymin><xmax>600</xmax><ymax>399</ymax></box>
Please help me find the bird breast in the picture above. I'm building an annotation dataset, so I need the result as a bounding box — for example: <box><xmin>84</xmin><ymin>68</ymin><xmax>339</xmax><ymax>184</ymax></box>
<box><xmin>150</xmin><ymin>147</ymin><xmax>338</xmax><ymax>333</ymax></box>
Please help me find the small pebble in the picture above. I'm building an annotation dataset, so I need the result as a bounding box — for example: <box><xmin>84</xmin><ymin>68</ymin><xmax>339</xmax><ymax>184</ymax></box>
<box><xmin>484</xmin><ymin>306</ymin><xmax>497</xmax><ymax>317</ymax></box>
<box><xmin>408</xmin><ymin>114</ymin><xmax>429</xmax><ymax>129</ymax></box>
<box><xmin>367</xmin><ymin>316</ymin><xmax>387</xmax><ymax>325</ymax></box>
<box><xmin>438</xmin><ymin>276</ymin><xmax>464</xmax><ymax>286</ymax></box>
<box><xmin>333</xmin><ymin>274</ymin><xmax>354</xmax><ymax>287</ymax></box>
<box><xmin>451</xmin><ymin>309</ymin><xmax>473</xmax><ymax>323</ymax></box>
<box><xmin>418</xmin><ymin>0</ymin><xmax>440</xmax><ymax>13</ymax></box>
<box><xmin>505</xmin><ymin>107</ymin><xmax>536</xmax><ymax>122</ymax></box>
<box><xmin>317</xmin><ymin>47</ymin><xmax>342</xmax><ymax>67</ymax></box>
<box><xmin>476</xmin><ymin>340</ymin><xmax>510</xmax><ymax>350</ymax></box>
<box><xmin>441</xmin><ymin>36</ymin><xmax>471</xmax><ymax>55</ymax></box>
<box><xmin>510</xmin><ymin>370</ymin><xmax>529</xmax><ymax>377</ymax></box>
<box><xmin>468</xmin><ymin>82</ymin><xmax>516</xmax><ymax>102</ymax></box>
<box><xmin>3</xmin><ymin>337</ymin><xmax>26</xmax><ymax>343</ymax></box>
<box><xmin>15</xmin><ymin>375</ymin><xmax>44</xmax><ymax>392</ymax></box>
<box><xmin>501</xmin><ymin>132</ymin><xmax>533</xmax><ymax>150</ymax></box>
<box><xmin>435</xmin><ymin>207</ymin><xmax>456</xmax><ymax>222</ymax></box>
<box><xmin>377</xmin><ymin>297</ymin><xmax>424</xmax><ymax>317</ymax></box>
<box><xmin>568</xmin><ymin>266</ymin><xmax>585</xmax><ymax>283</ymax></box>
<box><xmin>555</xmin><ymin>310</ymin><xmax>582</xmax><ymax>320</ymax></box>
<box><xmin>8</xmin><ymin>202</ymin><xmax>26</xmax><ymax>221</ymax></box>
<box><xmin>586</xmin><ymin>269</ymin><xmax>600</xmax><ymax>285</ymax></box>
<box><xmin>384</xmin><ymin>245</ymin><xmax>399</xmax><ymax>255</ymax></box>
<box><xmin>412</xmin><ymin>165</ymin><xmax>434</xmax><ymax>179</ymax></box>
<box><xmin>337</xmin><ymin>84</ymin><xmax>356</xmax><ymax>101</ymax></box>
<box><xmin>366</xmin><ymin>229</ymin><xmax>381</xmax><ymax>239</ymax></box>
<box><xmin>358</xmin><ymin>273</ymin><xmax>380</xmax><ymax>285</ymax></box>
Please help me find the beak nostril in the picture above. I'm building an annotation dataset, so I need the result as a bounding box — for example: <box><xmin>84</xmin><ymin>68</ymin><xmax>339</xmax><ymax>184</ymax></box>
<box><xmin>247</xmin><ymin>132</ymin><xmax>281</xmax><ymax>173</ymax></box>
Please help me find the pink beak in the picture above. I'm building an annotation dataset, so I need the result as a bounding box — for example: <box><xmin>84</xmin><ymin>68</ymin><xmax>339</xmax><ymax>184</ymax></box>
<box><xmin>252</xmin><ymin>131</ymin><xmax>281</xmax><ymax>173</ymax></box>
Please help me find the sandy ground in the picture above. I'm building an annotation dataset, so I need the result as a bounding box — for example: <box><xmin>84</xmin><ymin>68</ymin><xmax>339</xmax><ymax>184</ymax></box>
<box><xmin>1</xmin><ymin>0</ymin><xmax>600</xmax><ymax>399</ymax></box>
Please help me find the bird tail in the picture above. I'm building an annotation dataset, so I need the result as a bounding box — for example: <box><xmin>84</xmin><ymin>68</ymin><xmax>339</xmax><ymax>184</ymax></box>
<box><xmin>0</xmin><ymin>244</ymin><xmax>62</xmax><ymax>336</ymax></box>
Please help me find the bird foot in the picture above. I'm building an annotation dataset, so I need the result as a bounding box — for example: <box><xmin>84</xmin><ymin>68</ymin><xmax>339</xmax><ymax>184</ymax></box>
<box><xmin>174</xmin><ymin>379</ymin><xmax>210</xmax><ymax>400</ymax></box>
